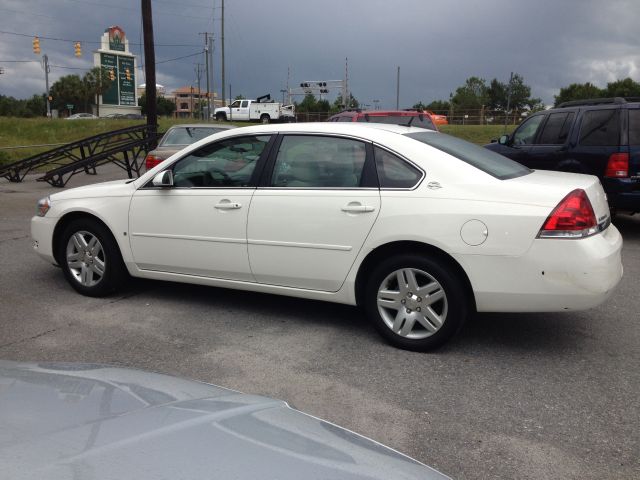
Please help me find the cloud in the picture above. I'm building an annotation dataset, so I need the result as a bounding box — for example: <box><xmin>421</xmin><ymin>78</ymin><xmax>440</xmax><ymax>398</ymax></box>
<box><xmin>1</xmin><ymin>0</ymin><xmax>638</xmax><ymax>108</ymax></box>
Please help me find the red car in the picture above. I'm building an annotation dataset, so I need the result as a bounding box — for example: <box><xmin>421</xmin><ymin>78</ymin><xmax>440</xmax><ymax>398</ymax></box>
<box><xmin>327</xmin><ymin>109</ymin><xmax>438</xmax><ymax>130</ymax></box>
<box><xmin>426</xmin><ymin>111</ymin><xmax>448</xmax><ymax>125</ymax></box>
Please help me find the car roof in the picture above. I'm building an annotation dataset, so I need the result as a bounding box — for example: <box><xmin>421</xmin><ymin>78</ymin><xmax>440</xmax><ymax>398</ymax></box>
<box><xmin>166</xmin><ymin>123</ymin><xmax>234</xmax><ymax>129</ymax></box>
<box><xmin>214</xmin><ymin>121</ymin><xmax>437</xmax><ymax>137</ymax></box>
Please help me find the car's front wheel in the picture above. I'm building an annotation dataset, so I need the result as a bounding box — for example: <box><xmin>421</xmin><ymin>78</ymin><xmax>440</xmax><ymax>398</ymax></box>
<box><xmin>364</xmin><ymin>254</ymin><xmax>468</xmax><ymax>351</ymax></box>
<box><xmin>58</xmin><ymin>218</ymin><xmax>126</xmax><ymax>297</ymax></box>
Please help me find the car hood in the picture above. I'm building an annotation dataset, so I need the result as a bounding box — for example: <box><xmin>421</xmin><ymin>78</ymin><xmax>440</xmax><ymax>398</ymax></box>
<box><xmin>0</xmin><ymin>361</ymin><xmax>449</xmax><ymax>480</ymax></box>
<box><xmin>49</xmin><ymin>179</ymin><xmax>135</xmax><ymax>201</ymax></box>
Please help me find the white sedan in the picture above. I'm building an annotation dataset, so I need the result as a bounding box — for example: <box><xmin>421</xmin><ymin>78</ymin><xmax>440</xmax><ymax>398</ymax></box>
<box><xmin>31</xmin><ymin>123</ymin><xmax>623</xmax><ymax>350</ymax></box>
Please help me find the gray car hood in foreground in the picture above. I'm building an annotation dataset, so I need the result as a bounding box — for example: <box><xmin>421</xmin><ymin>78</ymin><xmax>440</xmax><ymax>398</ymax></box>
<box><xmin>0</xmin><ymin>361</ymin><xmax>450</xmax><ymax>480</ymax></box>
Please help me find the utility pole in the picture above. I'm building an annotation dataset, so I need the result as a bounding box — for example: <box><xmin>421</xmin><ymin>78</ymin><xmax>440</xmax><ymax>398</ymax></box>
<box><xmin>195</xmin><ymin>63</ymin><xmax>202</xmax><ymax>119</ymax></box>
<box><xmin>199</xmin><ymin>32</ymin><xmax>211</xmax><ymax>120</ymax></box>
<box><xmin>396</xmin><ymin>66</ymin><xmax>400</xmax><ymax>110</ymax></box>
<box><xmin>504</xmin><ymin>71</ymin><xmax>514</xmax><ymax>132</ymax></box>
<box><xmin>221</xmin><ymin>0</ymin><xmax>225</xmax><ymax>106</ymax></box>
<box><xmin>142</xmin><ymin>0</ymin><xmax>157</xmax><ymax>131</ymax></box>
<box><xmin>43</xmin><ymin>54</ymin><xmax>51</xmax><ymax>117</ymax></box>
<box><xmin>209</xmin><ymin>36</ymin><xmax>215</xmax><ymax>110</ymax></box>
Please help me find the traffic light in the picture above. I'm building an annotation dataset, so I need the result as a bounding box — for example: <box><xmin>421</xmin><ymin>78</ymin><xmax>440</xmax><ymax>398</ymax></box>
<box><xmin>109</xmin><ymin>68</ymin><xmax>115</xmax><ymax>81</ymax></box>
<box><xmin>317</xmin><ymin>82</ymin><xmax>327</xmax><ymax>87</ymax></box>
<box><xmin>33</xmin><ymin>36</ymin><xmax>41</xmax><ymax>55</ymax></box>
<box><xmin>74</xmin><ymin>42</ymin><xmax>81</xmax><ymax>57</ymax></box>
<box><xmin>125</xmin><ymin>68</ymin><xmax>130</xmax><ymax>81</ymax></box>
<box><xmin>320</xmin><ymin>89</ymin><xmax>329</xmax><ymax>94</ymax></box>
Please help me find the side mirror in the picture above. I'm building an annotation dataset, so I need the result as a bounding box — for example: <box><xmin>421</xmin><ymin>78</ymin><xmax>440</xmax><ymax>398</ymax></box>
<box><xmin>498</xmin><ymin>135</ymin><xmax>509</xmax><ymax>145</ymax></box>
<box><xmin>152</xmin><ymin>170</ymin><xmax>173</xmax><ymax>187</ymax></box>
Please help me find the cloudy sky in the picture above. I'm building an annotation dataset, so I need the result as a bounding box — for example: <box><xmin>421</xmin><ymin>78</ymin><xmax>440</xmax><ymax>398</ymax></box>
<box><xmin>0</xmin><ymin>0</ymin><xmax>638</xmax><ymax>108</ymax></box>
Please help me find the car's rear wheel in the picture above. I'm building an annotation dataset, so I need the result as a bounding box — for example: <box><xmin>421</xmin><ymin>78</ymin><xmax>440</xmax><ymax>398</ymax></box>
<box><xmin>260</xmin><ymin>114</ymin><xmax>270</xmax><ymax>124</ymax></box>
<box><xmin>58</xmin><ymin>218</ymin><xmax>126</xmax><ymax>297</ymax></box>
<box><xmin>364</xmin><ymin>254</ymin><xmax>467</xmax><ymax>351</ymax></box>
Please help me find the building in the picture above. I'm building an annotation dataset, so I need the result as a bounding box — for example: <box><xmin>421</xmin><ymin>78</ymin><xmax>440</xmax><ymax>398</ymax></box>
<box><xmin>172</xmin><ymin>86</ymin><xmax>221</xmax><ymax>118</ymax></box>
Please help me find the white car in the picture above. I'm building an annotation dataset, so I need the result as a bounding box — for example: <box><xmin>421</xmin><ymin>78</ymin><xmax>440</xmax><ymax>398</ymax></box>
<box><xmin>31</xmin><ymin>123</ymin><xmax>623</xmax><ymax>350</ymax></box>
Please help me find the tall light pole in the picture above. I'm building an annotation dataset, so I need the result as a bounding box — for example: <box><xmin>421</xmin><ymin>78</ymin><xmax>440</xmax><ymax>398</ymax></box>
<box><xmin>221</xmin><ymin>0</ymin><xmax>225</xmax><ymax>106</ymax></box>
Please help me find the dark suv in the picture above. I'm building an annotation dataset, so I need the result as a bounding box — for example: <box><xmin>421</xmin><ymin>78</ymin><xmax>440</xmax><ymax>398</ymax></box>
<box><xmin>485</xmin><ymin>97</ymin><xmax>640</xmax><ymax>212</ymax></box>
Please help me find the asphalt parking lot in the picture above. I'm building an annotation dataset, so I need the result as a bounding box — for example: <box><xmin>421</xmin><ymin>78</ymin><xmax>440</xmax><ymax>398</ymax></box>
<box><xmin>1</xmin><ymin>166</ymin><xmax>638</xmax><ymax>480</ymax></box>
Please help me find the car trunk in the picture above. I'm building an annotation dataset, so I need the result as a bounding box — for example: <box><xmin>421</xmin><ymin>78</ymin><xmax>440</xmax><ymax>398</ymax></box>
<box><xmin>505</xmin><ymin>169</ymin><xmax>611</xmax><ymax>222</ymax></box>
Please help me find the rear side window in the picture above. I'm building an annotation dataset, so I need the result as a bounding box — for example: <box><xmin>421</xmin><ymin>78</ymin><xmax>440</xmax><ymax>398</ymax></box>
<box><xmin>629</xmin><ymin>109</ymin><xmax>640</xmax><ymax>145</ymax></box>
<box><xmin>537</xmin><ymin>112</ymin><xmax>575</xmax><ymax>145</ymax></box>
<box><xmin>579</xmin><ymin>109</ymin><xmax>620</xmax><ymax>146</ymax></box>
<box><xmin>406</xmin><ymin>132</ymin><xmax>531</xmax><ymax>180</ymax></box>
<box><xmin>374</xmin><ymin>147</ymin><xmax>423</xmax><ymax>188</ymax></box>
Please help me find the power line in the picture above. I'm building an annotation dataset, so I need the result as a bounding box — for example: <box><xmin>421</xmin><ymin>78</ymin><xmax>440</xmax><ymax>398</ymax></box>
<box><xmin>63</xmin><ymin>0</ymin><xmax>216</xmax><ymax>20</ymax></box>
<box><xmin>0</xmin><ymin>30</ymin><xmax>201</xmax><ymax>47</ymax></box>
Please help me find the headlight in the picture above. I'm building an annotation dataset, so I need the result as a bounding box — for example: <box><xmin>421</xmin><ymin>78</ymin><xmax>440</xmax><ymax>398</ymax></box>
<box><xmin>36</xmin><ymin>196</ymin><xmax>51</xmax><ymax>217</ymax></box>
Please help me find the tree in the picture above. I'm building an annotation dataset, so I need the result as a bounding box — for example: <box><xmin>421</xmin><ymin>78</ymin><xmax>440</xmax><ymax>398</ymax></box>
<box><xmin>604</xmin><ymin>78</ymin><xmax>640</xmax><ymax>98</ymax></box>
<box><xmin>295</xmin><ymin>94</ymin><xmax>332</xmax><ymax>114</ymax></box>
<box><xmin>138</xmin><ymin>93</ymin><xmax>176</xmax><ymax>117</ymax></box>
<box><xmin>82</xmin><ymin>67</ymin><xmax>113</xmax><ymax>117</ymax></box>
<box><xmin>451</xmin><ymin>76</ymin><xmax>488</xmax><ymax>111</ymax></box>
<box><xmin>330</xmin><ymin>93</ymin><xmax>359</xmax><ymax>112</ymax></box>
<box><xmin>50</xmin><ymin>74</ymin><xmax>87</xmax><ymax>115</ymax></box>
<box><xmin>486</xmin><ymin>73</ymin><xmax>541</xmax><ymax>112</ymax></box>
<box><xmin>554</xmin><ymin>82</ymin><xmax>604</xmax><ymax>106</ymax></box>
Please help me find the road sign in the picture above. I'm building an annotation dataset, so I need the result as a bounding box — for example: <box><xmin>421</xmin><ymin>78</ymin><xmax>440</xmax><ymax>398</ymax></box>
<box><xmin>67</xmin><ymin>104</ymin><xmax>74</xmax><ymax>110</ymax></box>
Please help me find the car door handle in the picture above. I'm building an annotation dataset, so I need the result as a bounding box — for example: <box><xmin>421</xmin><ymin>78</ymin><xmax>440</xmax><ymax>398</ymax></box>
<box><xmin>341</xmin><ymin>204</ymin><xmax>376</xmax><ymax>213</ymax></box>
<box><xmin>215</xmin><ymin>201</ymin><xmax>242</xmax><ymax>210</ymax></box>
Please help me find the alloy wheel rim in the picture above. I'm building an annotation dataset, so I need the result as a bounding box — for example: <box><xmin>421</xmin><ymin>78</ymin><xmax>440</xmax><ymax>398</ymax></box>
<box><xmin>65</xmin><ymin>231</ymin><xmax>106</xmax><ymax>287</ymax></box>
<box><xmin>377</xmin><ymin>268</ymin><xmax>448</xmax><ymax>339</ymax></box>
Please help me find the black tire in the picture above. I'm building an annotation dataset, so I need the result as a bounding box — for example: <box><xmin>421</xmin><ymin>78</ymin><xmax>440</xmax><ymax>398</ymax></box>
<box><xmin>260</xmin><ymin>114</ymin><xmax>270</xmax><ymax>124</ymax></box>
<box><xmin>216</xmin><ymin>112</ymin><xmax>227</xmax><ymax>122</ymax></box>
<box><xmin>57</xmin><ymin>218</ymin><xmax>127</xmax><ymax>297</ymax></box>
<box><xmin>363</xmin><ymin>254</ymin><xmax>468</xmax><ymax>351</ymax></box>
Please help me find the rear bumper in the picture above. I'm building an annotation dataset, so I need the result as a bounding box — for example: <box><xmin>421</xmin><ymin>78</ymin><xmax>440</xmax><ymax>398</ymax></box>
<box><xmin>458</xmin><ymin>225</ymin><xmax>623</xmax><ymax>312</ymax></box>
<box><xmin>603</xmin><ymin>177</ymin><xmax>640</xmax><ymax>211</ymax></box>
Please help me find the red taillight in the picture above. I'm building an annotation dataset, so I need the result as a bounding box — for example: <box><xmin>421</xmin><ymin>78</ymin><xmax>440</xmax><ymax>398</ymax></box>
<box><xmin>605</xmin><ymin>152</ymin><xmax>629</xmax><ymax>178</ymax></box>
<box><xmin>538</xmin><ymin>189</ymin><xmax>598</xmax><ymax>238</ymax></box>
<box><xmin>145</xmin><ymin>155</ymin><xmax>163</xmax><ymax>170</ymax></box>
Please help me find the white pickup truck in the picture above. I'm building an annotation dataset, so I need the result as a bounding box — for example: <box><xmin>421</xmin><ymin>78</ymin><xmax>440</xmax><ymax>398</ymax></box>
<box><xmin>214</xmin><ymin>94</ymin><xmax>295</xmax><ymax>123</ymax></box>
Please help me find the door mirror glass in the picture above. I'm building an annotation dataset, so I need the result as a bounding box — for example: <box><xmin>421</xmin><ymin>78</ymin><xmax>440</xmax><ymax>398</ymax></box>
<box><xmin>498</xmin><ymin>135</ymin><xmax>509</xmax><ymax>145</ymax></box>
<box><xmin>152</xmin><ymin>170</ymin><xmax>173</xmax><ymax>187</ymax></box>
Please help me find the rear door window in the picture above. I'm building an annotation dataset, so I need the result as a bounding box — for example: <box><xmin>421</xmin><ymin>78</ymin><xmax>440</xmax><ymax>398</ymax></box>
<box><xmin>270</xmin><ymin>135</ymin><xmax>367</xmax><ymax>188</ymax></box>
<box><xmin>629</xmin><ymin>109</ymin><xmax>640</xmax><ymax>145</ymax></box>
<box><xmin>536</xmin><ymin>112</ymin><xmax>575</xmax><ymax>145</ymax></box>
<box><xmin>578</xmin><ymin>109</ymin><xmax>620</xmax><ymax>146</ymax></box>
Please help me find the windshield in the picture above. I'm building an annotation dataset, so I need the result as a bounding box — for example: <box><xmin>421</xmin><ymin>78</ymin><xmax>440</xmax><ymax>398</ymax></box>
<box><xmin>405</xmin><ymin>132</ymin><xmax>531</xmax><ymax>179</ymax></box>
<box><xmin>160</xmin><ymin>127</ymin><xmax>220</xmax><ymax>146</ymax></box>
<box><xmin>357</xmin><ymin>114</ymin><xmax>436</xmax><ymax>130</ymax></box>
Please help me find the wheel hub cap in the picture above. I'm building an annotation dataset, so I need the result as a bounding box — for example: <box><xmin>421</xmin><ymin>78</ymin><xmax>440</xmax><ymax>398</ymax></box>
<box><xmin>376</xmin><ymin>267</ymin><xmax>448</xmax><ymax>340</ymax></box>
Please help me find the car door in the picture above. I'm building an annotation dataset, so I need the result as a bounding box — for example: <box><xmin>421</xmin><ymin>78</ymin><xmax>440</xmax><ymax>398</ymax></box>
<box><xmin>495</xmin><ymin>114</ymin><xmax>546</xmax><ymax>165</ymax></box>
<box><xmin>230</xmin><ymin>100</ymin><xmax>250</xmax><ymax>121</ymax></box>
<box><xmin>247</xmin><ymin>134</ymin><xmax>380</xmax><ymax>292</ymax></box>
<box><xmin>526</xmin><ymin>111</ymin><xmax>576</xmax><ymax>170</ymax></box>
<box><xmin>128</xmin><ymin>134</ymin><xmax>273</xmax><ymax>280</ymax></box>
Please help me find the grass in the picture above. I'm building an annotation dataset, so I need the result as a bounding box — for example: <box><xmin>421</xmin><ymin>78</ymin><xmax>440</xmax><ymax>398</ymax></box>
<box><xmin>0</xmin><ymin>118</ymin><xmax>516</xmax><ymax>166</ymax></box>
